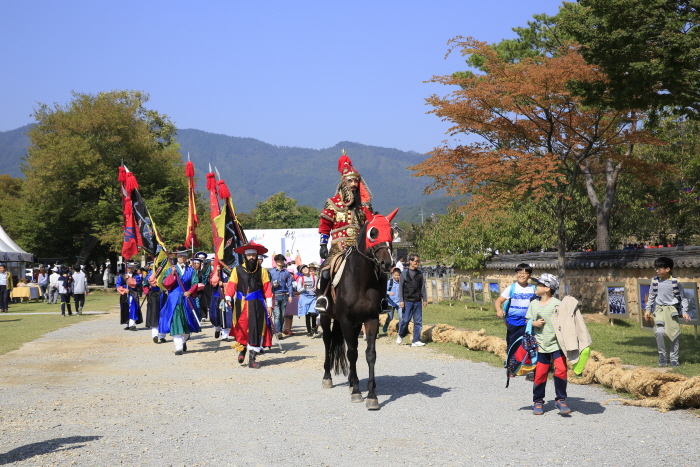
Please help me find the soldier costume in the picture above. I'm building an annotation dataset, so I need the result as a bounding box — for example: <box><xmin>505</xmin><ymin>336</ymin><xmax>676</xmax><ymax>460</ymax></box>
<box><xmin>315</xmin><ymin>151</ymin><xmax>373</xmax><ymax>312</ymax></box>
<box><xmin>194</xmin><ymin>251</ymin><xmax>212</xmax><ymax>321</ymax></box>
<box><xmin>224</xmin><ymin>241</ymin><xmax>274</xmax><ymax>369</ymax></box>
<box><xmin>158</xmin><ymin>248</ymin><xmax>201</xmax><ymax>355</ymax></box>
<box><xmin>144</xmin><ymin>263</ymin><xmax>167</xmax><ymax>343</ymax></box>
<box><xmin>116</xmin><ymin>262</ymin><xmax>143</xmax><ymax>330</ymax></box>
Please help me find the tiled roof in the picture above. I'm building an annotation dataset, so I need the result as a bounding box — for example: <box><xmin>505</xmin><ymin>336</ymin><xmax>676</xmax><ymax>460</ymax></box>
<box><xmin>484</xmin><ymin>247</ymin><xmax>700</xmax><ymax>270</ymax></box>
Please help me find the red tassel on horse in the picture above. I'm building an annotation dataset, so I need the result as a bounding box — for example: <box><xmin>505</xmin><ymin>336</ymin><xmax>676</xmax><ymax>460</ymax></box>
<box><xmin>185</xmin><ymin>161</ymin><xmax>195</xmax><ymax>178</ymax></box>
<box><xmin>218</xmin><ymin>180</ymin><xmax>230</xmax><ymax>199</ymax></box>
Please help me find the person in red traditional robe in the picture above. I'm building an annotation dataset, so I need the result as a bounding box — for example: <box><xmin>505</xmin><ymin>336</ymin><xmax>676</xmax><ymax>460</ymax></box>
<box><xmin>224</xmin><ymin>241</ymin><xmax>274</xmax><ymax>369</ymax></box>
<box><xmin>314</xmin><ymin>150</ymin><xmax>374</xmax><ymax>313</ymax></box>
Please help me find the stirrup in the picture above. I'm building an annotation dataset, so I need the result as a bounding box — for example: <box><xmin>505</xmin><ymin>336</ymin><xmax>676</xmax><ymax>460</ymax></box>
<box><xmin>315</xmin><ymin>296</ymin><xmax>328</xmax><ymax>314</ymax></box>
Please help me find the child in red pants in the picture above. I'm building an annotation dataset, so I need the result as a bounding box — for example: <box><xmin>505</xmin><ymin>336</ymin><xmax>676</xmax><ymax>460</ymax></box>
<box><xmin>526</xmin><ymin>273</ymin><xmax>570</xmax><ymax>415</ymax></box>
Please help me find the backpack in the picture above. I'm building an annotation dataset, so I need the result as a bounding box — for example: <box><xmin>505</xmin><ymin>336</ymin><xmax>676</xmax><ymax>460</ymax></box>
<box><xmin>503</xmin><ymin>283</ymin><xmax>536</xmax><ymax>318</ymax></box>
<box><xmin>505</xmin><ymin>320</ymin><xmax>538</xmax><ymax>388</ymax></box>
<box><xmin>651</xmin><ymin>275</ymin><xmax>696</xmax><ymax>319</ymax></box>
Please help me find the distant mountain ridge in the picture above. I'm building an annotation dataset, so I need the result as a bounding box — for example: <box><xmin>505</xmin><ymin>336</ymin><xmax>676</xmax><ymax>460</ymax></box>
<box><xmin>0</xmin><ymin>125</ymin><xmax>453</xmax><ymax>223</ymax></box>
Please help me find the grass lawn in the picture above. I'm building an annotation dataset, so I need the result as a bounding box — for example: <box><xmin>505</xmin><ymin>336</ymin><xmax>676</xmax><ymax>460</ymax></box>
<box><xmin>0</xmin><ymin>291</ymin><xmax>120</xmax><ymax>356</ymax></box>
<box><xmin>423</xmin><ymin>300</ymin><xmax>700</xmax><ymax>378</ymax></box>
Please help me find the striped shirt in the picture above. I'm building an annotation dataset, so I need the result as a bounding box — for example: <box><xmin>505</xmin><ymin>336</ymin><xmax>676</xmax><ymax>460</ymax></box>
<box><xmin>526</xmin><ymin>297</ymin><xmax>561</xmax><ymax>353</ymax></box>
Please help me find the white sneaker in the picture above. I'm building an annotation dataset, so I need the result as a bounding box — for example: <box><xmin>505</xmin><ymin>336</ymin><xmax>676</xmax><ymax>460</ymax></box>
<box><xmin>395</xmin><ymin>336</ymin><xmax>402</xmax><ymax>345</ymax></box>
<box><xmin>411</xmin><ymin>341</ymin><xmax>425</xmax><ymax>347</ymax></box>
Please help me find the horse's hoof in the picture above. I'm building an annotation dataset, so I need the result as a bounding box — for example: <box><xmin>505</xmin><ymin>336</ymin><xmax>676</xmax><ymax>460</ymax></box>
<box><xmin>366</xmin><ymin>398</ymin><xmax>379</xmax><ymax>410</ymax></box>
<box><xmin>350</xmin><ymin>393</ymin><xmax>363</xmax><ymax>403</ymax></box>
<box><xmin>322</xmin><ymin>379</ymin><xmax>333</xmax><ymax>389</ymax></box>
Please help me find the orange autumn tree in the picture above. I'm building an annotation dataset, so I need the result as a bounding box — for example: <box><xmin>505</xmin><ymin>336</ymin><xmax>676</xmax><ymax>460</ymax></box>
<box><xmin>412</xmin><ymin>37</ymin><xmax>659</xmax><ymax>283</ymax></box>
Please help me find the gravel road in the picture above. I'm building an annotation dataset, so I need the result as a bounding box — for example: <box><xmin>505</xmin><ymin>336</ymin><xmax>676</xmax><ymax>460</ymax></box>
<box><xmin>0</xmin><ymin>309</ymin><xmax>698</xmax><ymax>466</ymax></box>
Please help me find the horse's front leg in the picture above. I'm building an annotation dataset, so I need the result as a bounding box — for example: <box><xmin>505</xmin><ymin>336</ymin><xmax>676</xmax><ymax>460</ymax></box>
<box><xmin>342</xmin><ymin>320</ymin><xmax>363</xmax><ymax>402</ymax></box>
<box><xmin>364</xmin><ymin>317</ymin><xmax>380</xmax><ymax>410</ymax></box>
<box><xmin>320</xmin><ymin>313</ymin><xmax>333</xmax><ymax>388</ymax></box>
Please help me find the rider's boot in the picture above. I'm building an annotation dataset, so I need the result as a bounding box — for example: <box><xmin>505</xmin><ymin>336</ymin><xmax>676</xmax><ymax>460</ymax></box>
<box><xmin>314</xmin><ymin>269</ymin><xmax>331</xmax><ymax>314</ymax></box>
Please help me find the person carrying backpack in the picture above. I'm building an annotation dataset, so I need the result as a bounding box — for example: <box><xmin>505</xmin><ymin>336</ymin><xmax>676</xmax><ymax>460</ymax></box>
<box><xmin>526</xmin><ymin>273</ymin><xmax>571</xmax><ymax>415</ymax></box>
<box><xmin>494</xmin><ymin>263</ymin><xmax>537</xmax><ymax>352</ymax></box>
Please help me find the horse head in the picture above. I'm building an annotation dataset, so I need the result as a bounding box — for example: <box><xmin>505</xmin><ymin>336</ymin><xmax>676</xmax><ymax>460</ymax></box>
<box><xmin>358</xmin><ymin>208</ymin><xmax>399</xmax><ymax>274</ymax></box>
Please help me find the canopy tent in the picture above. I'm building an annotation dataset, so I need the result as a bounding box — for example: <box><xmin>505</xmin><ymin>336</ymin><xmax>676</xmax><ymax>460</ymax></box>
<box><xmin>0</xmin><ymin>225</ymin><xmax>34</xmax><ymax>283</ymax></box>
<box><xmin>0</xmin><ymin>225</ymin><xmax>33</xmax><ymax>262</ymax></box>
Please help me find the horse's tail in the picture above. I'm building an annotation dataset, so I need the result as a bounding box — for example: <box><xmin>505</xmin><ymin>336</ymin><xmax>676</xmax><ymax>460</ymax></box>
<box><xmin>330</xmin><ymin>319</ymin><xmax>348</xmax><ymax>376</ymax></box>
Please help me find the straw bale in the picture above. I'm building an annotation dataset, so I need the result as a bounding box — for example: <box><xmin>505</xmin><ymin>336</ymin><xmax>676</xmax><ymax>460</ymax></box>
<box><xmin>421</xmin><ymin>325</ymin><xmax>435</xmax><ymax>342</ymax></box>
<box><xmin>430</xmin><ymin>324</ymin><xmax>457</xmax><ymax>343</ymax></box>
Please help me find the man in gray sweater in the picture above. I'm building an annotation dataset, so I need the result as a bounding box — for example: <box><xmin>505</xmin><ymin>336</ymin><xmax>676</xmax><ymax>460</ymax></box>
<box><xmin>72</xmin><ymin>265</ymin><xmax>89</xmax><ymax>315</ymax></box>
<box><xmin>643</xmin><ymin>257</ymin><xmax>690</xmax><ymax>367</ymax></box>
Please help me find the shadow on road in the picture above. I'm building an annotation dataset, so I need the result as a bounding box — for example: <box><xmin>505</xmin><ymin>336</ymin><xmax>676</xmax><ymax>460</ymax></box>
<box><xmin>358</xmin><ymin>372</ymin><xmax>453</xmax><ymax>408</ymax></box>
<box><xmin>518</xmin><ymin>396</ymin><xmax>605</xmax><ymax>415</ymax></box>
<box><xmin>0</xmin><ymin>436</ymin><xmax>102</xmax><ymax>465</ymax></box>
<box><xmin>258</xmin><ymin>355</ymin><xmax>315</xmax><ymax>366</ymax></box>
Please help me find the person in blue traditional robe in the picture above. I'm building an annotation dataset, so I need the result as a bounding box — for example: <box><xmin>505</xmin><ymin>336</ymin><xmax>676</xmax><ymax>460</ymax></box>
<box><xmin>158</xmin><ymin>249</ymin><xmax>201</xmax><ymax>355</ymax></box>
<box><xmin>116</xmin><ymin>262</ymin><xmax>142</xmax><ymax>330</ymax></box>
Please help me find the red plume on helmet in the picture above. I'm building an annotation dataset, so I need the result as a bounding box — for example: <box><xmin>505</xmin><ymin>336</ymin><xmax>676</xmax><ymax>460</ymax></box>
<box><xmin>337</xmin><ymin>152</ymin><xmax>360</xmax><ymax>179</ymax></box>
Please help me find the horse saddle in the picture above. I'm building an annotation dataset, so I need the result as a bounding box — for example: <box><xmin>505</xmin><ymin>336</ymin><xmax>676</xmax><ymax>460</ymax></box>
<box><xmin>329</xmin><ymin>247</ymin><xmax>353</xmax><ymax>300</ymax></box>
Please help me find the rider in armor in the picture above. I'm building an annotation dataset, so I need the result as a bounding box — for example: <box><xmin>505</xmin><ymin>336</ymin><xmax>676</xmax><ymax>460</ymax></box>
<box><xmin>315</xmin><ymin>151</ymin><xmax>374</xmax><ymax>313</ymax></box>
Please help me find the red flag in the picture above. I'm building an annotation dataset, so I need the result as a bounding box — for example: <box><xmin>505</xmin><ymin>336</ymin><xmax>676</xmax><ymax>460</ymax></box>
<box><xmin>184</xmin><ymin>161</ymin><xmax>200</xmax><ymax>248</ymax></box>
<box><xmin>119</xmin><ymin>167</ymin><xmax>139</xmax><ymax>259</ymax></box>
<box><xmin>206</xmin><ymin>172</ymin><xmax>223</xmax><ymax>261</ymax></box>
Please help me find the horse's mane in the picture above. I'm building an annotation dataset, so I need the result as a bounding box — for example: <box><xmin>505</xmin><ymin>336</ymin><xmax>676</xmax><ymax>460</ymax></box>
<box><xmin>356</xmin><ymin>222</ymin><xmax>368</xmax><ymax>253</ymax></box>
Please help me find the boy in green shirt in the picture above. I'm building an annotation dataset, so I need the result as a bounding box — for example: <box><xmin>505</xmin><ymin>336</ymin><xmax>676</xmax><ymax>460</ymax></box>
<box><xmin>525</xmin><ymin>273</ymin><xmax>570</xmax><ymax>415</ymax></box>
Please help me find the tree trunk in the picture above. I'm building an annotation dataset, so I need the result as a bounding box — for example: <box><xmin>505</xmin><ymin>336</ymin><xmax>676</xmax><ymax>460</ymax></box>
<box><xmin>556</xmin><ymin>205</ymin><xmax>567</xmax><ymax>299</ymax></box>
<box><xmin>582</xmin><ymin>158</ymin><xmax>625</xmax><ymax>251</ymax></box>
<box><xmin>77</xmin><ymin>234</ymin><xmax>99</xmax><ymax>265</ymax></box>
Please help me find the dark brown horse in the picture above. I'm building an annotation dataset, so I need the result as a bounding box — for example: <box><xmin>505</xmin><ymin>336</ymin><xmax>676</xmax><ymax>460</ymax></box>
<box><xmin>320</xmin><ymin>208</ymin><xmax>398</xmax><ymax>410</ymax></box>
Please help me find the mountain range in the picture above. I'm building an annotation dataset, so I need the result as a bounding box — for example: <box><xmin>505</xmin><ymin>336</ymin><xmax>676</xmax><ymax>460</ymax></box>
<box><xmin>0</xmin><ymin>125</ymin><xmax>455</xmax><ymax>223</ymax></box>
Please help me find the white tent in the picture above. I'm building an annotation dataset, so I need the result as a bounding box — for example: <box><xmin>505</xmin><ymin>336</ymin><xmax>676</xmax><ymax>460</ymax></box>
<box><xmin>0</xmin><ymin>225</ymin><xmax>33</xmax><ymax>281</ymax></box>
<box><xmin>0</xmin><ymin>225</ymin><xmax>33</xmax><ymax>262</ymax></box>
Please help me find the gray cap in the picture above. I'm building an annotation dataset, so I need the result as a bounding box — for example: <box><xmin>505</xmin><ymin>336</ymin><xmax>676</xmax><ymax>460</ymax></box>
<box><xmin>532</xmin><ymin>273</ymin><xmax>559</xmax><ymax>291</ymax></box>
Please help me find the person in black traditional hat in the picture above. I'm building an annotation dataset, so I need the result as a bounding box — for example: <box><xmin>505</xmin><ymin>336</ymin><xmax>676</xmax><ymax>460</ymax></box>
<box><xmin>116</xmin><ymin>262</ymin><xmax>142</xmax><ymax>329</ymax></box>
<box><xmin>194</xmin><ymin>251</ymin><xmax>212</xmax><ymax>322</ymax></box>
<box><xmin>144</xmin><ymin>261</ymin><xmax>167</xmax><ymax>343</ymax></box>
<box><xmin>224</xmin><ymin>241</ymin><xmax>274</xmax><ymax>369</ymax></box>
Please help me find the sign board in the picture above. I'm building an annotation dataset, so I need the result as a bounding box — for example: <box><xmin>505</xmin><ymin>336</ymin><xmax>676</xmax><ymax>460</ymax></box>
<box><xmin>245</xmin><ymin>228</ymin><xmax>320</xmax><ymax>269</ymax></box>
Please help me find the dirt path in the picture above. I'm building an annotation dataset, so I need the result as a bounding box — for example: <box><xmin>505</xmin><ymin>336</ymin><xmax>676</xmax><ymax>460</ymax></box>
<box><xmin>0</xmin><ymin>309</ymin><xmax>698</xmax><ymax>466</ymax></box>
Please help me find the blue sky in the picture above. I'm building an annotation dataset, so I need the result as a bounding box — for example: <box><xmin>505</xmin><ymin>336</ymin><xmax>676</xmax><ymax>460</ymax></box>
<box><xmin>0</xmin><ymin>0</ymin><xmax>564</xmax><ymax>153</ymax></box>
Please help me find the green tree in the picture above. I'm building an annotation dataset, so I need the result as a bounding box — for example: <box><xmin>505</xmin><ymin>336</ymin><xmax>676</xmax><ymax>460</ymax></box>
<box><xmin>249</xmin><ymin>192</ymin><xmax>319</xmax><ymax>229</ymax></box>
<box><xmin>560</xmin><ymin>0</ymin><xmax>700</xmax><ymax>119</ymax></box>
<box><xmin>12</xmin><ymin>90</ymin><xmax>189</xmax><ymax>262</ymax></box>
<box><xmin>0</xmin><ymin>175</ymin><xmax>23</xmax><ymax>228</ymax></box>
<box><xmin>452</xmin><ymin>10</ymin><xmax>663</xmax><ymax>251</ymax></box>
<box><xmin>612</xmin><ymin>117</ymin><xmax>700</xmax><ymax>245</ymax></box>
